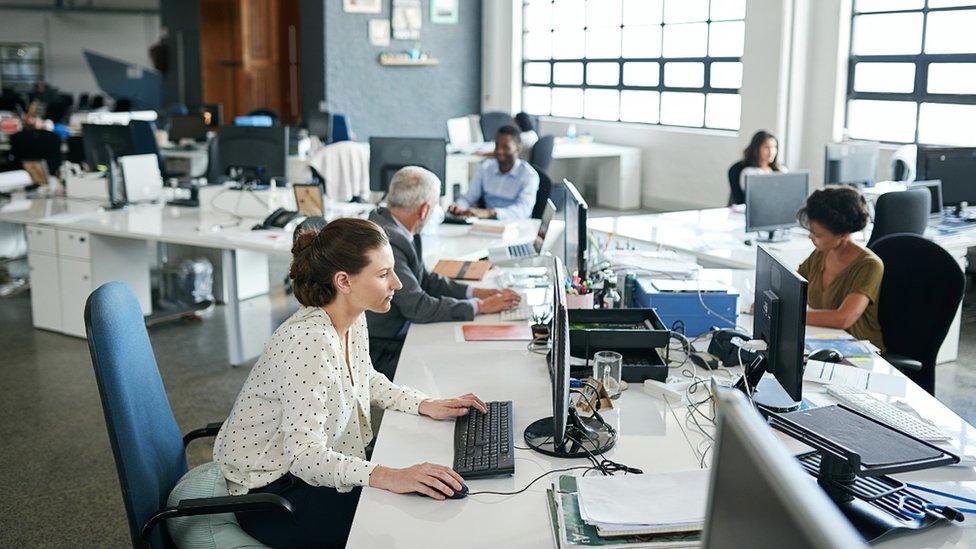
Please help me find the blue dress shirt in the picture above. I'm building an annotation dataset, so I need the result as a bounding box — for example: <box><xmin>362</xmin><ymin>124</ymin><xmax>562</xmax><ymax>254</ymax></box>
<box><xmin>456</xmin><ymin>159</ymin><xmax>539</xmax><ymax>220</ymax></box>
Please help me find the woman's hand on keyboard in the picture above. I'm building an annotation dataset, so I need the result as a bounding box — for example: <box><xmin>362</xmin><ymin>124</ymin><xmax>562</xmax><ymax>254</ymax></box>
<box><xmin>419</xmin><ymin>393</ymin><xmax>488</xmax><ymax>419</ymax></box>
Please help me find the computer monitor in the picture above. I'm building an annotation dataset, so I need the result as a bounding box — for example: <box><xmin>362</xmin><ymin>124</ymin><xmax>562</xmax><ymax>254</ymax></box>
<box><xmin>195</xmin><ymin>103</ymin><xmax>222</xmax><ymax>127</ymax></box>
<box><xmin>744</xmin><ymin>171</ymin><xmax>809</xmax><ymax>241</ymax></box>
<box><xmin>81</xmin><ymin>122</ymin><xmax>157</xmax><ymax>169</ymax></box>
<box><xmin>916</xmin><ymin>146</ymin><xmax>976</xmax><ymax>207</ymax></box>
<box><xmin>216</xmin><ymin>125</ymin><xmax>288</xmax><ymax>184</ymax></box>
<box><xmin>908</xmin><ymin>180</ymin><xmax>944</xmax><ymax>217</ymax></box>
<box><xmin>306</xmin><ymin>112</ymin><xmax>332</xmax><ymax>141</ymax></box>
<box><xmin>368</xmin><ymin>137</ymin><xmax>447</xmax><ymax>195</ymax></box>
<box><xmin>533</xmin><ymin>199</ymin><xmax>556</xmax><ymax>254</ymax></box>
<box><xmin>703</xmin><ymin>389</ymin><xmax>867</xmax><ymax>549</ymax></box>
<box><xmin>739</xmin><ymin>246</ymin><xmax>808</xmax><ymax>412</ymax></box>
<box><xmin>169</xmin><ymin>114</ymin><xmax>209</xmax><ymax>142</ymax></box>
<box><xmin>234</xmin><ymin>115</ymin><xmax>274</xmax><ymax>128</ymax></box>
<box><xmin>564</xmin><ymin>179</ymin><xmax>588</xmax><ymax>277</ymax></box>
<box><xmin>825</xmin><ymin>142</ymin><xmax>879</xmax><ymax>187</ymax></box>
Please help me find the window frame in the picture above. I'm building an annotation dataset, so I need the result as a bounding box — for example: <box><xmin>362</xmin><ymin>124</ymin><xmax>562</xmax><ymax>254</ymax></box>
<box><xmin>846</xmin><ymin>2</ymin><xmax>976</xmax><ymax>144</ymax></box>
<box><xmin>520</xmin><ymin>1</ymin><xmax>745</xmax><ymax>130</ymax></box>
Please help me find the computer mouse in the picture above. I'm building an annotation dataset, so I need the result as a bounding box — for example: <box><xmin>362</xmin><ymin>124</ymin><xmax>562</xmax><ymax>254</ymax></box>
<box><xmin>418</xmin><ymin>483</ymin><xmax>468</xmax><ymax>500</ymax></box>
<box><xmin>808</xmin><ymin>348</ymin><xmax>843</xmax><ymax>363</ymax></box>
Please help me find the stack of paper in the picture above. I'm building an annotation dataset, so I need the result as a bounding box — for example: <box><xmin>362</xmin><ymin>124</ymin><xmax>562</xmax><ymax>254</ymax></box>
<box><xmin>470</xmin><ymin>219</ymin><xmax>517</xmax><ymax>237</ymax></box>
<box><xmin>603</xmin><ymin>250</ymin><xmax>700</xmax><ymax>280</ymax></box>
<box><xmin>577</xmin><ymin>470</ymin><xmax>708</xmax><ymax>536</ymax></box>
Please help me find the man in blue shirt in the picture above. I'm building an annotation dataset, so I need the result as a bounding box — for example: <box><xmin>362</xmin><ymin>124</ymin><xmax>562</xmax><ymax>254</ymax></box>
<box><xmin>448</xmin><ymin>125</ymin><xmax>540</xmax><ymax>220</ymax></box>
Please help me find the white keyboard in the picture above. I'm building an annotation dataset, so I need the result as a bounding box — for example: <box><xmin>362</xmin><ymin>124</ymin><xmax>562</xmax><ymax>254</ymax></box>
<box><xmin>825</xmin><ymin>385</ymin><xmax>951</xmax><ymax>441</ymax></box>
<box><xmin>500</xmin><ymin>302</ymin><xmax>534</xmax><ymax>321</ymax></box>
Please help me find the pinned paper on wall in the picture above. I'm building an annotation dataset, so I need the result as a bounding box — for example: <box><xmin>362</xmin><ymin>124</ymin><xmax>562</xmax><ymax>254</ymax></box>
<box><xmin>430</xmin><ymin>0</ymin><xmax>459</xmax><ymax>24</ymax></box>
<box><xmin>343</xmin><ymin>0</ymin><xmax>380</xmax><ymax>14</ymax></box>
<box><xmin>392</xmin><ymin>0</ymin><xmax>422</xmax><ymax>40</ymax></box>
<box><xmin>368</xmin><ymin>19</ymin><xmax>390</xmax><ymax>47</ymax></box>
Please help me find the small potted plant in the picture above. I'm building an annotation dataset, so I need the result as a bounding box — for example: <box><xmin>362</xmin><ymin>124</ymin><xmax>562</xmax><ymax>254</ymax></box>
<box><xmin>530</xmin><ymin>312</ymin><xmax>552</xmax><ymax>341</ymax></box>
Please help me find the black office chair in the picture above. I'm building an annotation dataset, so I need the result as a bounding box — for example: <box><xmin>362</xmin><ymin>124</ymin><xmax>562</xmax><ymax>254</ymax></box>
<box><xmin>727</xmin><ymin>160</ymin><xmax>746</xmax><ymax>206</ymax></box>
<box><xmin>77</xmin><ymin>92</ymin><xmax>91</xmax><ymax>110</ymax></box>
<box><xmin>284</xmin><ymin>216</ymin><xmax>328</xmax><ymax>294</ymax></box>
<box><xmin>529</xmin><ymin>134</ymin><xmax>555</xmax><ymax>173</ymax></box>
<box><xmin>531</xmin><ymin>165</ymin><xmax>553</xmax><ymax>220</ymax></box>
<box><xmin>206</xmin><ymin>135</ymin><xmax>222</xmax><ymax>183</ymax></box>
<box><xmin>66</xmin><ymin>135</ymin><xmax>86</xmax><ymax>164</ymax></box>
<box><xmin>870</xmin><ymin>234</ymin><xmax>964</xmax><ymax>396</ymax></box>
<box><xmin>480</xmin><ymin>111</ymin><xmax>512</xmax><ymax>142</ymax></box>
<box><xmin>248</xmin><ymin>108</ymin><xmax>280</xmax><ymax>125</ymax></box>
<box><xmin>867</xmin><ymin>188</ymin><xmax>930</xmax><ymax>247</ymax></box>
<box><xmin>10</xmin><ymin>128</ymin><xmax>62</xmax><ymax>175</ymax></box>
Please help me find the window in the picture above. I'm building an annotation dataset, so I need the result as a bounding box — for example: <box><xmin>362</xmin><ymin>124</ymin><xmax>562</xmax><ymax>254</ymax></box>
<box><xmin>0</xmin><ymin>43</ymin><xmax>43</xmax><ymax>91</ymax></box>
<box><xmin>846</xmin><ymin>1</ymin><xmax>976</xmax><ymax>145</ymax></box>
<box><xmin>521</xmin><ymin>0</ymin><xmax>745</xmax><ymax>130</ymax></box>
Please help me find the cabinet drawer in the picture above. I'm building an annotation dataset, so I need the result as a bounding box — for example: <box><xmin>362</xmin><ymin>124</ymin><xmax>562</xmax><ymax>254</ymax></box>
<box><xmin>57</xmin><ymin>230</ymin><xmax>91</xmax><ymax>260</ymax></box>
<box><xmin>26</xmin><ymin>225</ymin><xmax>57</xmax><ymax>254</ymax></box>
<box><xmin>58</xmin><ymin>257</ymin><xmax>92</xmax><ymax>338</ymax></box>
<box><xmin>27</xmin><ymin>252</ymin><xmax>61</xmax><ymax>331</ymax></box>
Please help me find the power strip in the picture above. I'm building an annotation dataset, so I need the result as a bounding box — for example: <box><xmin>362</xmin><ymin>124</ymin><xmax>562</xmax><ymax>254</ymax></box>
<box><xmin>643</xmin><ymin>379</ymin><xmax>690</xmax><ymax>401</ymax></box>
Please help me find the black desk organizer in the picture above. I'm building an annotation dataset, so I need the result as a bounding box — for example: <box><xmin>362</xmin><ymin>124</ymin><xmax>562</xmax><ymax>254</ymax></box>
<box><xmin>768</xmin><ymin>404</ymin><xmax>964</xmax><ymax>542</ymax></box>
<box><xmin>567</xmin><ymin>308</ymin><xmax>671</xmax><ymax>383</ymax></box>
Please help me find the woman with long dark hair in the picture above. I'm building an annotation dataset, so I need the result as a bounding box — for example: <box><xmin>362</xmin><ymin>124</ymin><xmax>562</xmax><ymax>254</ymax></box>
<box><xmin>729</xmin><ymin>130</ymin><xmax>788</xmax><ymax>205</ymax></box>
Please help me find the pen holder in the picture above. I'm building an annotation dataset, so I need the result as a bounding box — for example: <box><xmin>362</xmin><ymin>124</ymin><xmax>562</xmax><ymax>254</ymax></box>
<box><xmin>566</xmin><ymin>293</ymin><xmax>594</xmax><ymax>309</ymax></box>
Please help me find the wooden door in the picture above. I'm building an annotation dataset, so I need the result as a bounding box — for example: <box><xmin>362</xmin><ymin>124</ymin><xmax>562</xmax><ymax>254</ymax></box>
<box><xmin>200</xmin><ymin>0</ymin><xmax>241</xmax><ymax>118</ymax></box>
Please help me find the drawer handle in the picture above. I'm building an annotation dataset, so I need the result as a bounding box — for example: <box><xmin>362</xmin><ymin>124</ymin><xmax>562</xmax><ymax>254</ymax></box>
<box><xmin>79</xmin><ymin>237</ymin><xmax>86</xmax><ymax>243</ymax></box>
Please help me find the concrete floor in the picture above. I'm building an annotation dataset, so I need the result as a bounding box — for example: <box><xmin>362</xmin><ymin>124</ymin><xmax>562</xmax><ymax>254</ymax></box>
<box><xmin>2</xmin><ymin>270</ymin><xmax>975</xmax><ymax>547</ymax></box>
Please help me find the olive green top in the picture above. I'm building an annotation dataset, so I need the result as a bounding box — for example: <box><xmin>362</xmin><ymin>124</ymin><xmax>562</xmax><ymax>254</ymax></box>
<box><xmin>798</xmin><ymin>248</ymin><xmax>885</xmax><ymax>352</ymax></box>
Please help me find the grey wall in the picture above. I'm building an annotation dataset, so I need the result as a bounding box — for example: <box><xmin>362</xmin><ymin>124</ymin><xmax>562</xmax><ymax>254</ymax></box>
<box><xmin>160</xmin><ymin>0</ymin><xmax>202</xmax><ymax>108</ymax></box>
<box><xmin>299</xmin><ymin>0</ymin><xmax>326</xmax><ymax>121</ymax></box>
<box><xmin>323</xmin><ymin>0</ymin><xmax>481</xmax><ymax>140</ymax></box>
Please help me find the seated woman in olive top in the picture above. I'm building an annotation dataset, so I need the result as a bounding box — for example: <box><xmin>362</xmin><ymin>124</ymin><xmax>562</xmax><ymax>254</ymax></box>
<box><xmin>796</xmin><ymin>187</ymin><xmax>885</xmax><ymax>351</ymax></box>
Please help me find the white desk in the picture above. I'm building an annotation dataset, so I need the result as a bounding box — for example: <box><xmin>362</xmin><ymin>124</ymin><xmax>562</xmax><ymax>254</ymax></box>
<box><xmin>0</xmin><ymin>198</ymin><xmax>540</xmax><ymax>366</ymax></box>
<box><xmin>347</xmin><ymin>275</ymin><xmax>976</xmax><ymax>548</ymax></box>
<box><xmin>446</xmin><ymin>141</ymin><xmax>642</xmax><ymax>210</ymax></box>
<box><xmin>589</xmin><ymin>208</ymin><xmax>976</xmax><ymax>363</ymax></box>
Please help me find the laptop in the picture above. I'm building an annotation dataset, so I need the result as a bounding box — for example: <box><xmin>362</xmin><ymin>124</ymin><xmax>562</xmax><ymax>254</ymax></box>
<box><xmin>487</xmin><ymin>199</ymin><xmax>555</xmax><ymax>263</ymax></box>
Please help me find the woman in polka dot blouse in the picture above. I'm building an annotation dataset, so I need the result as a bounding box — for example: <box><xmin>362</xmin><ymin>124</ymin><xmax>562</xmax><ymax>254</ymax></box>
<box><xmin>213</xmin><ymin>218</ymin><xmax>487</xmax><ymax>548</ymax></box>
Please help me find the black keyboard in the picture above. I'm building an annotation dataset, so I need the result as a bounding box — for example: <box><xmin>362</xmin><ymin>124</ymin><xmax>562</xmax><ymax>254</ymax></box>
<box><xmin>453</xmin><ymin>401</ymin><xmax>515</xmax><ymax>478</ymax></box>
<box><xmin>443</xmin><ymin>213</ymin><xmax>475</xmax><ymax>225</ymax></box>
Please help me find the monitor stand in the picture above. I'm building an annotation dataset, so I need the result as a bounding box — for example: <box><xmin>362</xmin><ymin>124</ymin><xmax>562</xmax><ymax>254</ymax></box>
<box><xmin>524</xmin><ymin>408</ymin><xmax>616</xmax><ymax>458</ymax></box>
<box><xmin>756</xmin><ymin>229</ymin><xmax>790</xmax><ymax>243</ymax></box>
<box><xmin>734</xmin><ymin>356</ymin><xmax>801</xmax><ymax>413</ymax></box>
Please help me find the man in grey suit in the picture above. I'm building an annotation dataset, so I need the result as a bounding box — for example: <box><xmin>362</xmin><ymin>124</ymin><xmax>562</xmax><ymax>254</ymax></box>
<box><xmin>366</xmin><ymin>166</ymin><xmax>521</xmax><ymax>379</ymax></box>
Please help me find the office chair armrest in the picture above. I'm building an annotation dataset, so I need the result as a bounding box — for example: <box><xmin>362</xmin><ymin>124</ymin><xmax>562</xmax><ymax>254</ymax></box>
<box><xmin>182</xmin><ymin>421</ymin><xmax>224</xmax><ymax>447</ymax></box>
<box><xmin>881</xmin><ymin>352</ymin><xmax>923</xmax><ymax>373</ymax></box>
<box><xmin>140</xmin><ymin>493</ymin><xmax>295</xmax><ymax>542</ymax></box>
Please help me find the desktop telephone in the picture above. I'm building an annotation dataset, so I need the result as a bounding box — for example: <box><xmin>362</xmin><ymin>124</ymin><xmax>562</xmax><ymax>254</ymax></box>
<box><xmin>252</xmin><ymin>208</ymin><xmax>300</xmax><ymax>230</ymax></box>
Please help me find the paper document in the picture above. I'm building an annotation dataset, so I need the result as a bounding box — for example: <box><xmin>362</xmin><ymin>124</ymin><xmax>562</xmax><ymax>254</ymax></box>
<box><xmin>576</xmin><ymin>469</ymin><xmax>709</xmax><ymax>528</ymax></box>
<box><xmin>804</xmin><ymin>361</ymin><xmax>906</xmax><ymax>397</ymax></box>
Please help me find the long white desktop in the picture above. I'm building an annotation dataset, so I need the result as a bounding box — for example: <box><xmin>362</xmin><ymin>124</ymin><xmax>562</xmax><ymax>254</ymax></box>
<box><xmin>347</xmin><ymin>268</ymin><xmax>976</xmax><ymax>548</ymax></box>
<box><xmin>588</xmin><ymin>207</ymin><xmax>975</xmax><ymax>364</ymax></box>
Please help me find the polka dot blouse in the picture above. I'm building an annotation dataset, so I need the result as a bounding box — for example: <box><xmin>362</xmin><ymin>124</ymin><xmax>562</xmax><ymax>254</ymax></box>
<box><xmin>213</xmin><ymin>307</ymin><xmax>430</xmax><ymax>495</ymax></box>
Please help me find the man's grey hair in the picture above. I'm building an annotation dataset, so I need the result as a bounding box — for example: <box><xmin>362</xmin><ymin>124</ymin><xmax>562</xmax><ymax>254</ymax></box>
<box><xmin>387</xmin><ymin>166</ymin><xmax>441</xmax><ymax>210</ymax></box>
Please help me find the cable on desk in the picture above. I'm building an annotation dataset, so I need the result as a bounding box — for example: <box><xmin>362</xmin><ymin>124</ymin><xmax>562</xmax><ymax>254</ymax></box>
<box><xmin>467</xmin><ymin>466</ymin><xmax>596</xmax><ymax>497</ymax></box>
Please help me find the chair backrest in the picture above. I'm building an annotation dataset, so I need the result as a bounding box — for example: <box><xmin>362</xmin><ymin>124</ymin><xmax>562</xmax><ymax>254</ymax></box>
<box><xmin>870</xmin><ymin>234</ymin><xmax>964</xmax><ymax>394</ymax></box>
<box><xmin>85</xmin><ymin>282</ymin><xmax>188</xmax><ymax>548</ymax></box>
<box><xmin>10</xmin><ymin>128</ymin><xmax>63</xmax><ymax>175</ymax></box>
<box><xmin>727</xmin><ymin>160</ymin><xmax>746</xmax><ymax>206</ymax></box>
<box><xmin>206</xmin><ymin>135</ymin><xmax>221</xmax><ymax>183</ymax></box>
<box><xmin>480</xmin><ymin>111</ymin><xmax>513</xmax><ymax>142</ymax></box>
<box><xmin>531</xmin><ymin>165</ymin><xmax>553</xmax><ymax>220</ymax></box>
<box><xmin>868</xmin><ymin>188</ymin><xmax>930</xmax><ymax>247</ymax></box>
<box><xmin>293</xmin><ymin>216</ymin><xmax>327</xmax><ymax>242</ymax></box>
<box><xmin>331</xmin><ymin>113</ymin><xmax>352</xmax><ymax>143</ymax></box>
<box><xmin>529</xmin><ymin>134</ymin><xmax>555</xmax><ymax>172</ymax></box>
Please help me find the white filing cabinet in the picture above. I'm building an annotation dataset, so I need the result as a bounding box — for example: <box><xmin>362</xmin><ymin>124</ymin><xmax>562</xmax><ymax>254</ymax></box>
<box><xmin>25</xmin><ymin>224</ymin><xmax>151</xmax><ymax>338</ymax></box>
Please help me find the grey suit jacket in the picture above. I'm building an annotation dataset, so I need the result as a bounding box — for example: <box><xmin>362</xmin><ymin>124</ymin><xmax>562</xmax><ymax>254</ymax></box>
<box><xmin>365</xmin><ymin>207</ymin><xmax>475</xmax><ymax>341</ymax></box>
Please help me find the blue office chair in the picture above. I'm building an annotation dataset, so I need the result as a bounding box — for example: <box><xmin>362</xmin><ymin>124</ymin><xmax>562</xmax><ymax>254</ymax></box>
<box><xmin>531</xmin><ymin>164</ymin><xmax>553</xmax><ymax>220</ymax></box>
<box><xmin>331</xmin><ymin>114</ymin><xmax>352</xmax><ymax>142</ymax></box>
<box><xmin>529</xmin><ymin>134</ymin><xmax>555</xmax><ymax>173</ymax></box>
<box><xmin>480</xmin><ymin>111</ymin><xmax>513</xmax><ymax>142</ymax></box>
<box><xmin>85</xmin><ymin>282</ymin><xmax>293</xmax><ymax>547</ymax></box>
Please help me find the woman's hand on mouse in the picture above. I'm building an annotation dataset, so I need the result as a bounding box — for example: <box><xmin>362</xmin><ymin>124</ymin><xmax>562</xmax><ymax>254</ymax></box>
<box><xmin>369</xmin><ymin>463</ymin><xmax>464</xmax><ymax>500</ymax></box>
<box><xmin>418</xmin><ymin>393</ymin><xmax>488</xmax><ymax>420</ymax></box>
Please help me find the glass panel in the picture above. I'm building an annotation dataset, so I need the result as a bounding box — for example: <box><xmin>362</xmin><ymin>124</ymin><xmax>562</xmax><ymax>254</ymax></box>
<box><xmin>925</xmin><ymin>10</ymin><xmax>976</xmax><ymax>54</ymax></box>
<box><xmin>524</xmin><ymin>1</ymin><xmax>553</xmax><ymax>31</ymax></box>
<box><xmin>664</xmin><ymin>62</ymin><xmax>704</xmax><ymax>87</ymax></box>
<box><xmin>663</xmin><ymin>22</ymin><xmax>708</xmax><ymax>58</ymax></box>
<box><xmin>622</xmin><ymin>25</ymin><xmax>662</xmax><ymax>58</ymax></box>
<box><xmin>584</xmin><ymin>88</ymin><xmax>620</xmax><ymax>121</ymax></box>
<box><xmin>919</xmin><ymin>103</ymin><xmax>976</xmax><ymax>146</ymax></box>
<box><xmin>623</xmin><ymin>61</ymin><xmax>660</xmax><ymax>86</ymax></box>
<box><xmin>660</xmin><ymin>91</ymin><xmax>705</xmax><ymax>127</ymax></box>
<box><xmin>846</xmin><ymin>99</ymin><xmax>917</xmax><ymax>142</ymax></box>
<box><xmin>928</xmin><ymin>0</ymin><xmax>976</xmax><ymax>7</ymax></box>
<box><xmin>623</xmin><ymin>0</ymin><xmax>662</xmax><ymax>25</ymax></box>
<box><xmin>551</xmin><ymin>87</ymin><xmax>585</xmax><ymax>118</ymax></box>
<box><xmin>523</xmin><ymin>86</ymin><xmax>552</xmax><ymax>116</ymax></box>
<box><xmin>553</xmin><ymin>0</ymin><xmax>585</xmax><ymax>29</ymax></box>
<box><xmin>705</xmin><ymin>93</ymin><xmax>741</xmax><ymax>130</ymax></box>
<box><xmin>708</xmin><ymin>21</ymin><xmax>745</xmax><ymax>57</ymax></box>
<box><xmin>852</xmin><ymin>62</ymin><xmax>915</xmax><ymax>93</ymax></box>
<box><xmin>710</xmin><ymin>62</ymin><xmax>743</xmax><ymax>88</ymax></box>
<box><xmin>552</xmin><ymin>30</ymin><xmax>585</xmax><ymax>59</ymax></box>
<box><xmin>620</xmin><ymin>90</ymin><xmax>660</xmax><ymax>123</ymax></box>
<box><xmin>711</xmin><ymin>0</ymin><xmax>747</xmax><ymax>20</ymax></box>
<box><xmin>553</xmin><ymin>62</ymin><xmax>584</xmax><ymax>85</ymax></box>
<box><xmin>524</xmin><ymin>31</ymin><xmax>552</xmax><ymax>60</ymax></box>
<box><xmin>587</xmin><ymin>0</ymin><xmax>623</xmax><ymax>27</ymax></box>
<box><xmin>928</xmin><ymin>63</ymin><xmax>976</xmax><ymax>94</ymax></box>
<box><xmin>851</xmin><ymin>13</ymin><xmax>923</xmax><ymax>55</ymax></box>
<box><xmin>524</xmin><ymin>62</ymin><xmax>552</xmax><ymax>85</ymax></box>
<box><xmin>663</xmin><ymin>0</ymin><xmax>708</xmax><ymax>23</ymax></box>
<box><xmin>587</xmin><ymin>62</ymin><xmax>620</xmax><ymax>85</ymax></box>
<box><xmin>854</xmin><ymin>0</ymin><xmax>923</xmax><ymax>12</ymax></box>
<box><xmin>586</xmin><ymin>27</ymin><xmax>622</xmax><ymax>59</ymax></box>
